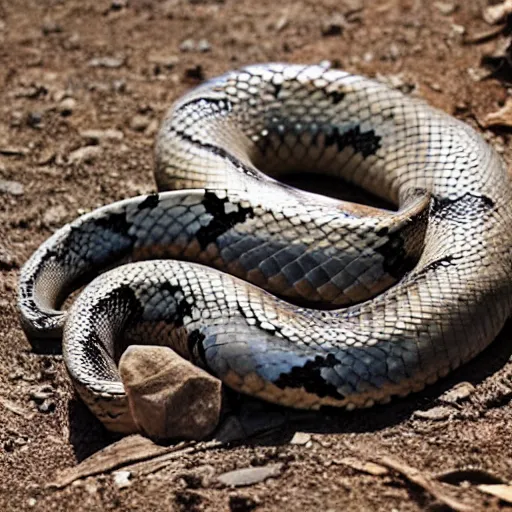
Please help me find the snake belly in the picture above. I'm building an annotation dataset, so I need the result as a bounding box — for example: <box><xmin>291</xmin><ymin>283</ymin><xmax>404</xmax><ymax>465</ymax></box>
<box><xmin>18</xmin><ymin>63</ymin><xmax>512</xmax><ymax>433</ymax></box>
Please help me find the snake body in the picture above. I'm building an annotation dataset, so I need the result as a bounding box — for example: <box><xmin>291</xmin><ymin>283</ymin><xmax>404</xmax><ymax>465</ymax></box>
<box><xmin>19</xmin><ymin>64</ymin><xmax>512</xmax><ymax>433</ymax></box>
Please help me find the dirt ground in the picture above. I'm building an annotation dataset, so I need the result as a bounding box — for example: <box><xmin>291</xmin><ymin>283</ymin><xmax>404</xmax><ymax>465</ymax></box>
<box><xmin>2</xmin><ymin>0</ymin><xmax>512</xmax><ymax>510</ymax></box>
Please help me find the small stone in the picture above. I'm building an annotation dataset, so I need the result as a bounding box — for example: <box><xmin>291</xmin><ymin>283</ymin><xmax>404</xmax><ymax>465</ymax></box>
<box><xmin>27</xmin><ymin>112</ymin><xmax>43</xmax><ymax>128</ymax></box>
<box><xmin>145</xmin><ymin>119</ymin><xmax>159</xmax><ymax>137</ymax></box>
<box><xmin>197</xmin><ymin>39</ymin><xmax>211</xmax><ymax>52</ymax></box>
<box><xmin>37</xmin><ymin>401</ymin><xmax>56</xmax><ymax>413</ymax></box>
<box><xmin>113</xmin><ymin>470</ymin><xmax>132</xmax><ymax>488</ymax></box>
<box><xmin>42</xmin><ymin>20</ymin><xmax>62</xmax><ymax>35</ymax></box>
<box><xmin>413</xmin><ymin>405</ymin><xmax>454</xmax><ymax>421</ymax></box>
<box><xmin>451</xmin><ymin>24</ymin><xmax>465</xmax><ymax>36</ymax></box>
<box><xmin>80</xmin><ymin>129</ymin><xmax>124</xmax><ymax>144</ymax></box>
<box><xmin>0</xmin><ymin>179</ymin><xmax>24</xmax><ymax>196</ymax></box>
<box><xmin>58</xmin><ymin>97</ymin><xmax>76</xmax><ymax>116</ymax></box>
<box><xmin>88</xmin><ymin>56</ymin><xmax>125</xmax><ymax>68</ymax></box>
<box><xmin>321</xmin><ymin>14</ymin><xmax>346</xmax><ymax>36</ymax></box>
<box><xmin>289</xmin><ymin>432</ymin><xmax>311</xmax><ymax>445</ymax></box>
<box><xmin>68</xmin><ymin>145</ymin><xmax>103</xmax><ymax>165</ymax></box>
<box><xmin>275</xmin><ymin>14</ymin><xmax>289</xmax><ymax>32</ymax></box>
<box><xmin>217</xmin><ymin>463</ymin><xmax>283</xmax><ymax>488</ymax></box>
<box><xmin>179</xmin><ymin>39</ymin><xmax>196</xmax><ymax>52</ymax></box>
<box><xmin>434</xmin><ymin>2</ymin><xmax>456</xmax><ymax>15</ymax></box>
<box><xmin>440</xmin><ymin>382</ymin><xmax>475</xmax><ymax>404</ymax></box>
<box><xmin>43</xmin><ymin>205</ymin><xmax>68</xmax><ymax>226</ymax></box>
<box><xmin>63</xmin><ymin>33</ymin><xmax>81</xmax><ymax>50</ymax></box>
<box><xmin>119</xmin><ymin>345</ymin><xmax>222</xmax><ymax>440</ymax></box>
<box><xmin>130</xmin><ymin>115</ymin><xmax>151</xmax><ymax>132</ymax></box>
<box><xmin>483</xmin><ymin>0</ymin><xmax>512</xmax><ymax>25</ymax></box>
<box><xmin>112</xmin><ymin>79</ymin><xmax>127</xmax><ymax>92</ymax></box>
<box><xmin>111</xmin><ymin>0</ymin><xmax>128</xmax><ymax>10</ymax></box>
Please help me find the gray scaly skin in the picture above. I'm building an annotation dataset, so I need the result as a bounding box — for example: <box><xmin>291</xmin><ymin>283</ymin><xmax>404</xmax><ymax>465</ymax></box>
<box><xmin>18</xmin><ymin>63</ymin><xmax>512</xmax><ymax>433</ymax></box>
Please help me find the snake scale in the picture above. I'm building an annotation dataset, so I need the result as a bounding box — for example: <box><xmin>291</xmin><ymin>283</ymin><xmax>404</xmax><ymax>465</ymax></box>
<box><xmin>18</xmin><ymin>63</ymin><xmax>512</xmax><ymax>433</ymax></box>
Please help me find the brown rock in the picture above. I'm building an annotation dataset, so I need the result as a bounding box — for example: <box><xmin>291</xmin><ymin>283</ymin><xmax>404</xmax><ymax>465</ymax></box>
<box><xmin>119</xmin><ymin>345</ymin><xmax>222</xmax><ymax>440</ymax></box>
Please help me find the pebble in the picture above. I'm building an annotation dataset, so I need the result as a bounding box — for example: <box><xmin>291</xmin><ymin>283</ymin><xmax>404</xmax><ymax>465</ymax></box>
<box><xmin>27</xmin><ymin>112</ymin><xmax>43</xmax><ymax>128</ymax></box>
<box><xmin>145</xmin><ymin>119</ymin><xmax>159</xmax><ymax>137</ymax></box>
<box><xmin>37</xmin><ymin>401</ymin><xmax>55</xmax><ymax>413</ymax></box>
<box><xmin>41</xmin><ymin>20</ymin><xmax>62</xmax><ymax>35</ymax></box>
<box><xmin>29</xmin><ymin>385</ymin><xmax>56</xmax><ymax>413</ymax></box>
<box><xmin>58</xmin><ymin>97</ymin><xmax>76</xmax><ymax>116</ymax></box>
<box><xmin>321</xmin><ymin>14</ymin><xmax>346</xmax><ymax>36</ymax></box>
<box><xmin>80</xmin><ymin>129</ymin><xmax>124</xmax><ymax>144</ymax></box>
<box><xmin>63</xmin><ymin>33</ymin><xmax>81</xmax><ymax>50</ymax></box>
<box><xmin>111</xmin><ymin>0</ymin><xmax>128</xmax><ymax>9</ymax></box>
<box><xmin>197</xmin><ymin>39</ymin><xmax>211</xmax><ymax>52</ymax></box>
<box><xmin>0</xmin><ymin>179</ymin><xmax>24</xmax><ymax>196</ymax></box>
<box><xmin>113</xmin><ymin>470</ymin><xmax>132</xmax><ymax>489</ymax></box>
<box><xmin>289</xmin><ymin>432</ymin><xmax>311</xmax><ymax>445</ymax></box>
<box><xmin>483</xmin><ymin>0</ymin><xmax>512</xmax><ymax>25</ymax></box>
<box><xmin>434</xmin><ymin>2</ymin><xmax>456</xmax><ymax>15</ymax></box>
<box><xmin>68</xmin><ymin>145</ymin><xmax>103</xmax><ymax>165</ymax></box>
<box><xmin>43</xmin><ymin>205</ymin><xmax>68</xmax><ymax>226</ymax></box>
<box><xmin>439</xmin><ymin>381</ymin><xmax>475</xmax><ymax>404</ymax></box>
<box><xmin>88</xmin><ymin>56</ymin><xmax>125</xmax><ymax>68</ymax></box>
<box><xmin>275</xmin><ymin>14</ymin><xmax>289</xmax><ymax>32</ymax></box>
<box><xmin>130</xmin><ymin>115</ymin><xmax>151</xmax><ymax>132</ymax></box>
<box><xmin>119</xmin><ymin>345</ymin><xmax>222</xmax><ymax>439</ymax></box>
<box><xmin>412</xmin><ymin>405</ymin><xmax>454</xmax><ymax>421</ymax></box>
<box><xmin>217</xmin><ymin>463</ymin><xmax>283</xmax><ymax>488</ymax></box>
<box><xmin>179</xmin><ymin>39</ymin><xmax>196</xmax><ymax>52</ymax></box>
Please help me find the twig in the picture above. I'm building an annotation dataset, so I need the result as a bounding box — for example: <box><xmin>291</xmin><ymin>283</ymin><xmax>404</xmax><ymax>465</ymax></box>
<box><xmin>372</xmin><ymin>455</ymin><xmax>473</xmax><ymax>512</ymax></box>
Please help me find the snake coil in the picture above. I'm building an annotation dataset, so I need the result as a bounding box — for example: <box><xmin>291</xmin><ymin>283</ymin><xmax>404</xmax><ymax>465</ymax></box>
<box><xmin>19</xmin><ymin>64</ymin><xmax>512</xmax><ymax>432</ymax></box>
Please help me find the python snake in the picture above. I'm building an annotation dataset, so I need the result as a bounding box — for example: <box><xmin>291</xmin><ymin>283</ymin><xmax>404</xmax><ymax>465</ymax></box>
<box><xmin>18</xmin><ymin>63</ymin><xmax>512</xmax><ymax>433</ymax></box>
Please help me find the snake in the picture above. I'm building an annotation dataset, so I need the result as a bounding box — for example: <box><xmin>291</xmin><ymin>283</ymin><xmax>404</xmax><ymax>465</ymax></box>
<box><xmin>18</xmin><ymin>63</ymin><xmax>512</xmax><ymax>433</ymax></box>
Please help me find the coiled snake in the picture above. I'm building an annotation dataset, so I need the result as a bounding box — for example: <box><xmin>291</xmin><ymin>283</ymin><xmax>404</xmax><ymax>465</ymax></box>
<box><xmin>18</xmin><ymin>63</ymin><xmax>512</xmax><ymax>433</ymax></box>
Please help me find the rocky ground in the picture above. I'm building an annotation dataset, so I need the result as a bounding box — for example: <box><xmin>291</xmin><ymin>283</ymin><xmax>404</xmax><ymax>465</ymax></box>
<box><xmin>2</xmin><ymin>0</ymin><xmax>512</xmax><ymax>510</ymax></box>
